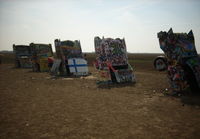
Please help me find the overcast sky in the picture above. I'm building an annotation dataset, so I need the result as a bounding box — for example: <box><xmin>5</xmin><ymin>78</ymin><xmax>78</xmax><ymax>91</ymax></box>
<box><xmin>0</xmin><ymin>0</ymin><xmax>200</xmax><ymax>53</ymax></box>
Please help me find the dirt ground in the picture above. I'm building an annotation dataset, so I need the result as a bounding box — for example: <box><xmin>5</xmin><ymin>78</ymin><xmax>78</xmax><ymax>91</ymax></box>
<box><xmin>0</xmin><ymin>64</ymin><xmax>200</xmax><ymax>139</ymax></box>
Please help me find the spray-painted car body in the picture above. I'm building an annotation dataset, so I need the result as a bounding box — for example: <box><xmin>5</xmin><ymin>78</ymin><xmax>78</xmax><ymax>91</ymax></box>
<box><xmin>30</xmin><ymin>43</ymin><xmax>53</xmax><ymax>72</ymax></box>
<box><xmin>157</xmin><ymin>28</ymin><xmax>200</xmax><ymax>92</ymax></box>
<box><xmin>94</xmin><ymin>37</ymin><xmax>135</xmax><ymax>83</ymax></box>
<box><xmin>54</xmin><ymin>39</ymin><xmax>88</xmax><ymax>76</ymax></box>
<box><xmin>13</xmin><ymin>44</ymin><xmax>32</xmax><ymax>68</ymax></box>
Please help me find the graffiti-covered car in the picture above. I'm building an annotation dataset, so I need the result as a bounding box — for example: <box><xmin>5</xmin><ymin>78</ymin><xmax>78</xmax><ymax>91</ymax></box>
<box><xmin>30</xmin><ymin>43</ymin><xmax>53</xmax><ymax>72</ymax></box>
<box><xmin>53</xmin><ymin>39</ymin><xmax>88</xmax><ymax>76</ymax></box>
<box><xmin>94</xmin><ymin>37</ymin><xmax>135</xmax><ymax>83</ymax></box>
<box><xmin>157</xmin><ymin>28</ymin><xmax>200</xmax><ymax>92</ymax></box>
<box><xmin>13</xmin><ymin>44</ymin><xmax>32</xmax><ymax>68</ymax></box>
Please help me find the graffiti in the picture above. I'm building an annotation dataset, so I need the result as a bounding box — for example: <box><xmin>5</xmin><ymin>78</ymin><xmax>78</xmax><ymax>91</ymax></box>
<box><xmin>94</xmin><ymin>37</ymin><xmax>127</xmax><ymax>68</ymax></box>
<box><xmin>30</xmin><ymin>43</ymin><xmax>53</xmax><ymax>72</ymax></box>
<box><xmin>94</xmin><ymin>36</ymin><xmax>135</xmax><ymax>83</ymax></box>
<box><xmin>167</xmin><ymin>64</ymin><xmax>187</xmax><ymax>92</ymax></box>
<box><xmin>19</xmin><ymin>57</ymin><xmax>32</xmax><ymax>68</ymax></box>
<box><xmin>13</xmin><ymin>45</ymin><xmax>32</xmax><ymax>68</ymax></box>
<box><xmin>158</xmin><ymin>28</ymin><xmax>200</xmax><ymax>92</ymax></box>
<box><xmin>55</xmin><ymin>39</ymin><xmax>82</xmax><ymax>60</ymax></box>
<box><xmin>114</xmin><ymin>69</ymin><xmax>134</xmax><ymax>83</ymax></box>
<box><xmin>54</xmin><ymin>39</ymin><xmax>88</xmax><ymax>76</ymax></box>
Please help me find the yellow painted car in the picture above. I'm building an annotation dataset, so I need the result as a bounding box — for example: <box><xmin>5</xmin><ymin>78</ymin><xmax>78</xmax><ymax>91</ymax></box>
<box><xmin>30</xmin><ymin>43</ymin><xmax>53</xmax><ymax>72</ymax></box>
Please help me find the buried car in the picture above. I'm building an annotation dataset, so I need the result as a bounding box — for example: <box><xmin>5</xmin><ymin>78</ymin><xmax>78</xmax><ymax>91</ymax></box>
<box><xmin>94</xmin><ymin>36</ymin><xmax>135</xmax><ymax>83</ymax></box>
<box><xmin>157</xmin><ymin>28</ymin><xmax>200</xmax><ymax>92</ymax></box>
<box><xmin>53</xmin><ymin>39</ymin><xmax>88</xmax><ymax>76</ymax></box>
<box><xmin>13</xmin><ymin>44</ymin><xmax>32</xmax><ymax>68</ymax></box>
<box><xmin>30</xmin><ymin>43</ymin><xmax>53</xmax><ymax>72</ymax></box>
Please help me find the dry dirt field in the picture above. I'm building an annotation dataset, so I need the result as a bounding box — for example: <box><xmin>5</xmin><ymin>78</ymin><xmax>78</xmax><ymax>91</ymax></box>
<box><xmin>0</xmin><ymin>54</ymin><xmax>200</xmax><ymax>139</ymax></box>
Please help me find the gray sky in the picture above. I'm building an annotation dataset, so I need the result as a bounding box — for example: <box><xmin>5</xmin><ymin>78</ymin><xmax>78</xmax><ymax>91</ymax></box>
<box><xmin>0</xmin><ymin>0</ymin><xmax>200</xmax><ymax>53</ymax></box>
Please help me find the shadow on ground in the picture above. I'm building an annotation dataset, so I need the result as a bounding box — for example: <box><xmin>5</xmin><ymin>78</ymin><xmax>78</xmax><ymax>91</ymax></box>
<box><xmin>180</xmin><ymin>91</ymin><xmax>200</xmax><ymax>106</ymax></box>
<box><xmin>164</xmin><ymin>89</ymin><xmax>200</xmax><ymax>106</ymax></box>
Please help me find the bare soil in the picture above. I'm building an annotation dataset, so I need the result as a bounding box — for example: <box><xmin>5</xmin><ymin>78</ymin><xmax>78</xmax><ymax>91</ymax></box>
<box><xmin>0</xmin><ymin>64</ymin><xmax>200</xmax><ymax>139</ymax></box>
